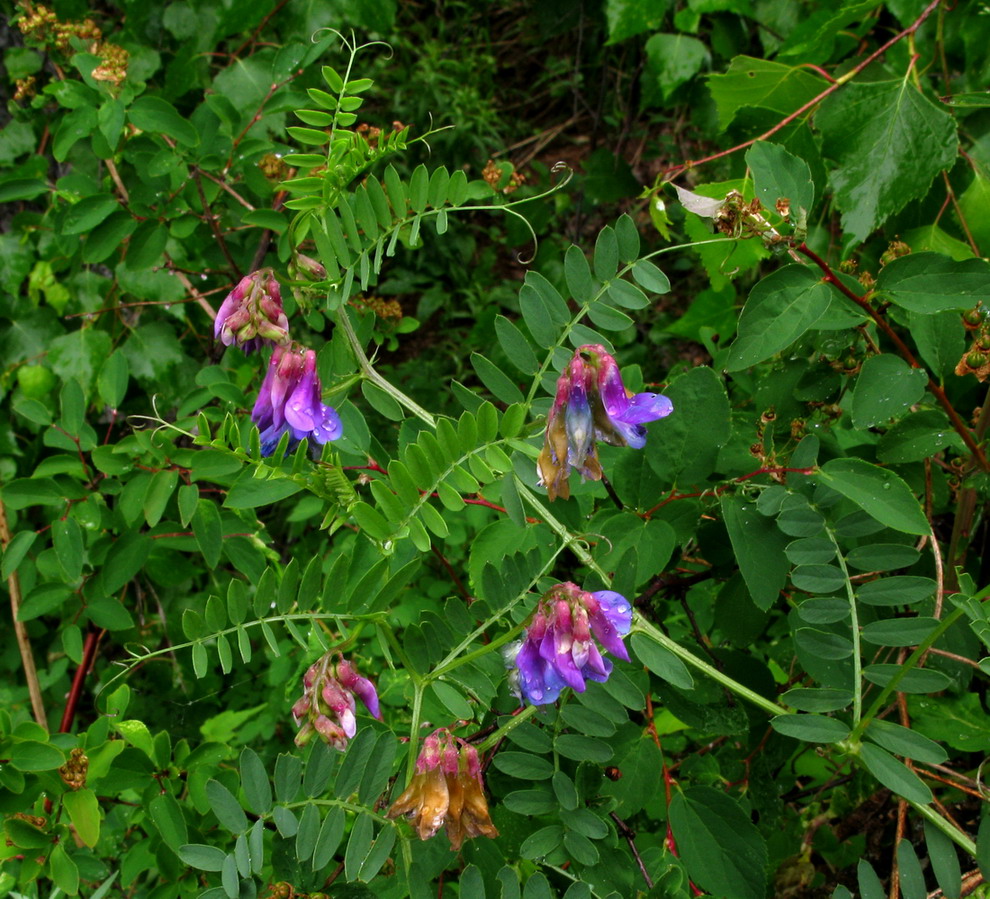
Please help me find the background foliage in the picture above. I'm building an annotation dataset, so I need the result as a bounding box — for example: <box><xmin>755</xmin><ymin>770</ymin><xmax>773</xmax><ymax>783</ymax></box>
<box><xmin>4</xmin><ymin>0</ymin><xmax>990</xmax><ymax>897</ymax></box>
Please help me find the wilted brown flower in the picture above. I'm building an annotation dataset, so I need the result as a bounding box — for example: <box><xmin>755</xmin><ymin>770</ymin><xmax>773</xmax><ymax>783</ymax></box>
<box><xmin>386</xmin><ymin>729</ymin><xmax>498</xmax><ymax>850</ymax></box>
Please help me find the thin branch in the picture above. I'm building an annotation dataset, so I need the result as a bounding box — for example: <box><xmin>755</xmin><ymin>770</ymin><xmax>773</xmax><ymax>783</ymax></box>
<box><xmin>0</xmin><ymin>496</ymin><xmax>47</xmax><ymax>727</ymax></box>
<box><xmin>663</xmin><ymin>0</ymin><xmax>945</xmax><ymax>181</ymax></box>
<box><xmin>610</xmin><ymin>813</ymin><xmax>653</xmax><ymax>890</ymax></box>
<box><xmin>193</xmin><ymin>171</ymin><xmax>242</xmax><ymax>278</ymax></box>
<box><xmin>59</xmin><ymin>629</ymin><xmax>103</xmax><ymax>733</ymax></box>
<box><xmin>796</xmin><ymin>242</ymin><xmax>989</xmax><ymax>471</ymax></box>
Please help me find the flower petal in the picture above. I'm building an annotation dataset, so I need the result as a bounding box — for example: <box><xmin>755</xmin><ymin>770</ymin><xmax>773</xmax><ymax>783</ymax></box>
<box><xmin>618</xmin><ymin>392</ymin><xmax>673</xmax><ymax>424</ymax></box>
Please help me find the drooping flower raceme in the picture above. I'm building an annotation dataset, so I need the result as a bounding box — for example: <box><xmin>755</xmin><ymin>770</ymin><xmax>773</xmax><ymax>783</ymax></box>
<box><xmin>214</xmin><ymin>268</ymin><xmax>290</xmax><ymax>353</ymax></box>
<box><xmin>537</xmin><ymin>344</ymin><xmax>672</xmax><ymax>500</ymax></box>
<box><xmin>292</xmin><ymin>653</ymin><xmax>381</xmax><ymax>751</ymax></box>
<box><xmin>386</xmin><ymin>729</ymin><xmax>498</xmax><ymax>850</ymax></box>
<box><xmin>505</xmin><ymin>582</ymin><xmax>632</xmax><ymax>705</ymax></box>
<box><xmin>251</xmin><ymin>343</ymin><xmax>342</xmax><ymax>456</ymax></box>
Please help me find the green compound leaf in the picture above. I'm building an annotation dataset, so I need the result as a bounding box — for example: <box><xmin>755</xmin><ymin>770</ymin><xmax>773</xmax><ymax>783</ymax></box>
<box><xmin>721</xmin><ymin>493</ymin><xmax>789</xmax><ymax>611</ymax></box>
<box><xmin>925</xmin><ymin>819</ymin><xmax>962</xmax><ymax>899</ymax></box>
<box><xmin>129</xmin><ymin>96</ymin><xmax>199</xmax><ymax>147</ymax></box>
<box><xmin>817</xmin><ymin>458</ymin><xmax>929</xmax><ymax>535</ymax></box>
<box><xmin>725</xmin><ymin>265</ymin><xmax>831</xmax><ymax>371</ymax></box>
<box><xmin>669</xmin><ymin>786</ymin><xmax>768</xmax><ymax>899</ymax></box>
<box><xmin>817</xmin><ymin>81</ymin><xmax>957</xmax><ymax>246</ymax></box>
<box><xmin>239</xmin><ymin>747</ymin><xmax>272</xmax><ymax>815</ymax></box>
<box><xmin>865</xmin><ymin>719</ymin><xmax>947</xmax><ymax>765</ymax></box>
<box><xmin>861</xmin><ymin>616</ymin><xmax>938</xmax><ymax>647</ymax></box>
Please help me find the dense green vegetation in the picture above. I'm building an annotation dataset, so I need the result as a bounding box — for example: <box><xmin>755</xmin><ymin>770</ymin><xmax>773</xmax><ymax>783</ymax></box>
<box><xmin>4</xmin><ymin>1</ymin><xmax>990</xmax><ymax>897</ymax></box>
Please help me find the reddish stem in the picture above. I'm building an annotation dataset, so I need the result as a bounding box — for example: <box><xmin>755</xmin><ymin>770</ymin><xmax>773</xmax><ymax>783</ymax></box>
<box><xmin>663</xmin><ymin>0</ymin><xmax>945</xmax><ymax>182</ymax></box>
<box><xmin>644</xmin><ymin>467</ymin><xmax>815</xmax><ymax>517</ymax></box>
<box><xmin>59</xmin><ymin>629</ymin><xmax>102</xmax><ymax>733</ymax></box>
<box><xmin>796</xmin><ymin>242</ymin><xmax>988</xmax><ymax>470</ymax></box>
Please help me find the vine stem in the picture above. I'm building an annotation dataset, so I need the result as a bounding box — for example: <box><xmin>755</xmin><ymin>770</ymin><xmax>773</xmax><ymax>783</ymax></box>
<box><xmin>0</xmin><ymin>496</ymin><xmax>47</xmax><ymax>728</ymax></box>
<box><xmin>828</xmin><ymin>527</ymin><xmax>863</xmax><ymax>723</ymax></box>
<box><xmin>476</xmin><ymin>705</ymin><xmax>540</xmax><ymax>753</ymax></box>
<box><xmin>514</xmin><ymin>476</ymin><xmax>789</xmax><ymax>717</ymax></box>
<box><xmin>662</xmin><ymin>0</ymin><xmax>946</xmax><ymax>182</ymax></box>
<box><xmin>849</xmin><ymin>605</ymin><xmax>971</xmax><ymax>742</ymax></box>
<box><xmin>796</xmin><ymin>242</ymin><xmax>989</xmax><ymax>472</ymax></box>
<box><xmin>404</xmin><ymin>682</ymin><xmax>425</xmax><ymax>784</ymax></box>
<box><xmin>908</xmin><ymin>798</ymin><xmax>977</xmax><ymax>856</ymax></box>
<box><xmin>336</xmin><ymin>307</ymin><xmax>437</xmax><ymax>427</ymax></box>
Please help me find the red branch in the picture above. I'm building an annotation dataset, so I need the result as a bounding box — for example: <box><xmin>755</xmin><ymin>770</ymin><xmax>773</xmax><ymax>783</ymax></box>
<box><xmin>663</xmin><ymin>0</ymin><xmax>945</xmax><ymax>182</ymax></box>
<box><xmin>796</xmin><ymin>243</ymin><xmax>989</xmax><ymax>471</ymax></box>
<box><xmin>644</xmin><ymin>467</ymin><xmax>815</xmax><ymax>517</ymax></box>
<box><xmin>59</xmin><ymin>629</ymin><xmax>103</xmax><ymax>733</ymax></box>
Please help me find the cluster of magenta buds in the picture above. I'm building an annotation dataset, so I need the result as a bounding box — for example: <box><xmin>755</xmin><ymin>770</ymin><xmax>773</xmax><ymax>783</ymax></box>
<box><xmin>538</xmin><ymin>344</ymin><xmax>672</xmax><ymax>500</ymax></box>
<box><xmin>506</xmin><ymin>582</ymin><xmax>633</xmax><ymax>705</ymax></box>
<box><xmin>214</xmin><ymin>268</ymin><xmax>289</xmax><ymax>354</ymax></box>
<box><xmin>386</xmin><ymin>728</ymin><xmax>498</xmax><ymax>850</ymax></box>
<box><xmin>291</xmin><ymin>653</ymin><xmax>381</xmax><ymax>751</ymax></box>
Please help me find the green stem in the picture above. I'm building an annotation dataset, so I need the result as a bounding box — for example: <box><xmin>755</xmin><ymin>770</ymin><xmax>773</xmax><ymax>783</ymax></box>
<box><xmin>431</xmin><ymin>541</ymin><xmax>566</xmax><ymax>678</ymax></box>
<box><xmin>431</xmin><ymin>622</ymin><xmax>527</xmax><ymax>679</ymax></box>
<box><xmin>828</xmin><ymin>526</ymin><xmax>862</xmax><ymax>723</ymax></box>
<box><xmin>336</xmin><ymin>307</ymin><xmax>436</xmax><ymax>427</ymax></box>
<box><xmin>515</xmin><ymin>476</ymin><xmax>788</xmax><ymax>717</ymax></box>
<box><xmin>633</xmin><ymin>617</ymin><xmax>788</xmax><ymax>717</ymax></box>
<box><xmin>378</xmin><ymin>621</ymin><xmax>422</xmax><ymax>686</ymax></box>
<box><xmin>908</xmin><ymin>798</ymin><xmax>977</xmax><ymax>857</ymax></box>
<box><xmin>849</xmin><ymin>606</ymin><xmax>968</xmax><ymax>742</ymax></box>
<box><xmin>405</xmin><ymin>682</ymin><xmax>425</xmax><ymax>783</ymax></box>
<box><xmin>289</xmin><ymin>798</ymin><xmax>393</xmax><ymax>825</ymax></box>
<box><xmin>476</xmin><ymin>705</ymin><xmax>541</xmax><ymax>753</ymax></box>
<box><xmin>514</xmin><ymin>477</ymin><xmax>611</xmax><ymax>582</ymax></box>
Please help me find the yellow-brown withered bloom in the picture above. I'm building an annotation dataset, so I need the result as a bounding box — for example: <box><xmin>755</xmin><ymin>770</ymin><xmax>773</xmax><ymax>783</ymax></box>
<box><xmin>387</xmin><ymin>729</ymin><xmax>498</xmax><ymax>850</ymax></box>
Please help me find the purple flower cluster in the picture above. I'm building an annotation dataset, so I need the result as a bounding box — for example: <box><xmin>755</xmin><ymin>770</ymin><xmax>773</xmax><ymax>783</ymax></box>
<box><xmin>214</xmin><ymin>269</ymin><xmax>289</xmax><ymax>354</ymax></box>
<box><xmin>538</xmin><ymin>344</ymin><xmax>673</xmax><ymax>500</ymax></box>
<box><xmin>251</xmin><ymin>343</ymin><xmax>342</xmax><ymax>456</ymax></box>
<box><xmin>506</xmin><ymin>582</ymin><xmax>632</xmax><ymax>705</ymax></box>
<box><xmin>291</xmin><ymin>654</ymin><xmax>381</xmax><ymax>751</ymax></box>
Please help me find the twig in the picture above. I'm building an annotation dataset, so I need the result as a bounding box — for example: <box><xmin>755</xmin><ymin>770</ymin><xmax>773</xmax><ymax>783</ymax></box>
<box><xmin>106</xmin><ymin>158</ymin><xmax>130</xmax><ymax>205</ymax></box>
<box><xmin>59</xmin><ymin>629</ymin><xmax>103</xmax><ymax>733</ymax></box>
<box><xmin>169</xmin><ymin>265</ymin><xmax>220</xmax><ymax>321</ymax></box>
<box><xmin>0</xmin><ymin>496</ymin><xmax>47</xmax><ymax>727</ymax></box>
<box><xmin>664</xmin><ymin>0</ymin><xmax>945</xmax><ymax>182</ymax></box>
<box><xmin>193</xmin><ymin>171</ymin><xmax>242</xmax><ymax>278</ymax></box>
<box><xmin>610</xmin><ymin>812</ymin><xmax>653</xmax><ymax>889</ymax></box>
<box><xmin>195</xmin><ymin>167</ymin><xmax>257</xmax><ymax>211</ymax></box>
<box><xmin>796</xmin><ymin>242</ymin><xmax>989</xmax><ymax>471</ymax></box>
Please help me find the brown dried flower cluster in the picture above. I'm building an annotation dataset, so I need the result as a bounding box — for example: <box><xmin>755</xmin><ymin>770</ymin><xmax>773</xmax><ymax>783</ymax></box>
<box><xmin>387</xmin><ymin>728</ymin><xmax>498</xmax><ymax>850</ymax></box>
<box><xmin>58</xmin><ymin>748</ymin><xmax>88</xmax><ymax>790</ymax></box>
<box><xmin>18</xmin><ymin>4</ymin><xmax>128</xmax><ymax>86</ymax></box>
<box><xmin>360</xmin><ymin>296</ymin><xmax>403</xmax><ymax>320</ymax></box>
<box><xmin>482</xmin><ymin>159</ymin><xmax>525</xmax><ymax>193</ymax></box>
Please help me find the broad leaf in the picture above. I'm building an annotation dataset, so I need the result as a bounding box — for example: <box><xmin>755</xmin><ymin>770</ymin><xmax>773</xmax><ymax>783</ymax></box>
<box><xmin>725</xmin><ymin>265</ymin><xmax>831</xmax><ymax>371</ymax></box>
<box><xmin>817</xmin><ymin>81</ymin><xmax>957</xmax><ymax>245</ymax></box>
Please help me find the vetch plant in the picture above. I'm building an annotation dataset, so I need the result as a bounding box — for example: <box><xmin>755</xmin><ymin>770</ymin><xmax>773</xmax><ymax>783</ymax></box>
<box><xmin>250</xmin><ymin>343</ymin><xmax>342</xmax><ymax>455</ymax></box>
<box><xmin>506</xmin><ymin>582</ymin><xmax>632</xmax><ymax>705</ymax></box>
<box><xmin>537</xmin><ymin>344</ymin><xmax>673</xmax><ymax>500</ymax></box>
<box><xmin>291</xmin><ymin>653</ymin><xmax>381</xmax><ymax>749</ymax></box>
<box><xmin>386</xmin><ymin>728</ymin><xmax>498</xmax><ymax>849</ymax></box>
